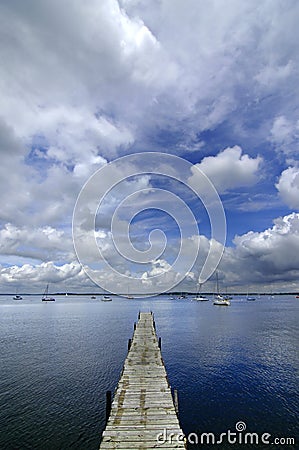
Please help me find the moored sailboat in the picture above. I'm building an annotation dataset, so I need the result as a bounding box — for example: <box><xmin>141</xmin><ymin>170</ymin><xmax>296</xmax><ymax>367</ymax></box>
<box><xmin>125</xmin><ymin>286</ymin><xmax>134</xmax><ymax>299</ymax></box>
<box><xmin>246</xmin><ymin>286</ymin><xmax>256</xmax><ymax>301</ymax></box>
<box><xmin>13</xmin><ymin>288</ymin><xmax>23</xmax><ymax>300</ymax></box>
<box><xmin>213</xmin><ymin>273</ymin><xmax>230</xmax><ymax>306</ymax></box>
<box><xmin>193</xmin><ymin>283</ymin><xmax>209</xmax><ymax>301</ymax></box>
<box><xmin>42</xmin><ymin>284</ymin><xmax>55</xmax><ymax>302</ymax></box>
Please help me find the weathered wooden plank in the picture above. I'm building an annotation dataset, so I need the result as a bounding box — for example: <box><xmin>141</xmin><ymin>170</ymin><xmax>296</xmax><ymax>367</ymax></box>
<box><xmin>112</xmin><ymin>400</ymin><xmax>170</xmax><ymax>406</ymax></box>
<box><xmin>101</xmin><ymin>442</ymin><xmax>185</xmax><ymax>447</ymax></box>
<box><xmin>105</xmin><ymin>419</ymin><xmax>181</xmax><ymax>427</ymax></box>
<box><xmin>100</xmin><ymin>442</ymin><xmax>185</xmax><ymax>449</ymax></box>
<box><xmin>107</xmin><ymin>418</ymin><xmax>179</xmax><ymax>426</ymax></box>
<box><xmin>105</xmin><ymin>419</ymin><xmax>183</xmax><ymax>426</ymax></box>
<box><xmin>108</xmin><ymin>412</ymin><xmax>179</xmax><ymax>419</ymax></box>
<box><xmin>103</xmin><ymin>429</ymin><xmax>183</xmax><ymax>437</ymax></box>
<box><xmin>99</xmin><ymin>312</ymin><xmax>186</xmax><ymax>449</ymax></box>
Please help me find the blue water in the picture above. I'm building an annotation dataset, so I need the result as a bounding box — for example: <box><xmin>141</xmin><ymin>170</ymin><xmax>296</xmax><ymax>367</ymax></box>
<box><xmin>0</xmin><ymin>295</ymin><xmax>298</xmax><ymax>449</ymax></box>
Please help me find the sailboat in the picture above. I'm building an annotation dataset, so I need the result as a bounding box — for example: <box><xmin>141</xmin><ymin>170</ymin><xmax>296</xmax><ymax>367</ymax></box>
<box><xmin>101</xmin><ymin>282</ymin><xmax>112</xmax><ymax>301</ymax></box>
<box><xmin>213</xmin><ymin>273</ymin><xmax>230</xmax><ymax>306</ymax></box>
<box><xmin>42</xmin><ymin>284</ymin><xmax>55</xmax><ymax>302</ymax></box>
<box><xmin>125</xmin><ymin>286</ymin><xmax>134</xmax><ymax>299</ymax></box>
<box><xmin>246</xmin><ymin>286</ymin><xmax>256</xmax><ymax>301</ymax></box>
<box><xmin>13</xmin><ymin>290</ymin><xmax>23</xmax><ymax>300</ymax></box>
<box><xmin>193</xmin><ymin>283</ymin><xmax>209</xmax><ymax>301</ymax></box>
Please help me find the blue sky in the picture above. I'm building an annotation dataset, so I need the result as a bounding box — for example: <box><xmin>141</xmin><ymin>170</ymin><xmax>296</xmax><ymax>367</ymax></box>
<box><xmin>0</xmin><ymin>0</ymin><xmax>298</xmax><ymax>294</ymax></box>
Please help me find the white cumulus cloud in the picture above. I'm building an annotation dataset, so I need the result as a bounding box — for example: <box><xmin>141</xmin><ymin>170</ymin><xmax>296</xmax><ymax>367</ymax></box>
<box><xmin>230</xmin><ymin>213</ymin><xmax>299</xmax><ymax>283</ymax></box>
<box><xmin>276</xmin><ymin>166</ymin><xmax>299</xmax><ymax>210</ymax></box>
<box><xmin>0</xmin><ymin>224</ymin><xmax>73</xmax><ymax>262</ymax></box>
<box><xmin>190</xmin><ymin>146</ymin><xmax>262</xmax><ymax>194</ymax></box>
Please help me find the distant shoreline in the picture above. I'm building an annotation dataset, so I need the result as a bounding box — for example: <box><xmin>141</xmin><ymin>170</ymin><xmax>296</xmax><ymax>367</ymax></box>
<box><xmin>1</xmin><ymin>292</ymin><xmax>298</xmax><ymax>296</ymax></box>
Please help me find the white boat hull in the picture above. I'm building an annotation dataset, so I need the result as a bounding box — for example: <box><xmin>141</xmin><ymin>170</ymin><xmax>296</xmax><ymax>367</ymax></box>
<box><xmin>193</xmin><ymin>296</ymin><xmax>209</xmax><ymax>301</ymax></box>
<box><xmin>213</xmin><ymin>300</ymin><xmax>230</xmax><ymax>306</ymax></box>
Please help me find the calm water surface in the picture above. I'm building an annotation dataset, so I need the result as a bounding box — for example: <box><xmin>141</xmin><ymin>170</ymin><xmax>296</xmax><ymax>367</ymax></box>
<box><xmin>0</xmin><ymin>294</ymin><xmax>298</xmax><ymax>449</ymax></box>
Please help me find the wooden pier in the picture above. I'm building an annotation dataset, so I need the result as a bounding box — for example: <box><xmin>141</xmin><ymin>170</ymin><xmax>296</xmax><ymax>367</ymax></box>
<box><xmin>99</xmin><ymin>312</ymin><xmax>186</xmax><ymax>449</ymax></box>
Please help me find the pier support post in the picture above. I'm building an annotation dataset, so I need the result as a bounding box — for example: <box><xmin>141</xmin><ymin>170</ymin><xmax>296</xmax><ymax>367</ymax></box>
<box><xmin>105</xmin><ymin>391</ymin><xmax>112</xmax><ymax>423</ymax></box>
<box><xmin>158</xmin><ymin>337</ymin><xmax>161</xmax><ymax>349</ymax></box>
<box><xmin>173</xmin><ymin>389</ymin><xmax>179</xmax><ymax>414</ymax></box>
<box><xmin>128</xmin><ymin>338</ymin><xmax>132</xmax><ymax>351</ymax></box>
